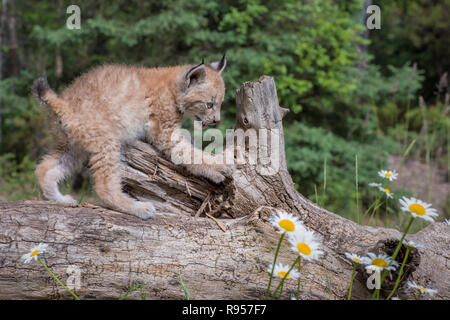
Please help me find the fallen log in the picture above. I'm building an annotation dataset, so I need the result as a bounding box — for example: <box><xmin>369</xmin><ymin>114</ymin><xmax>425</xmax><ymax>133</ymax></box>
<box><xmin>0</xmin><ymin>76</ymin><xmax>448</xmax><ymax>300</ymax></box>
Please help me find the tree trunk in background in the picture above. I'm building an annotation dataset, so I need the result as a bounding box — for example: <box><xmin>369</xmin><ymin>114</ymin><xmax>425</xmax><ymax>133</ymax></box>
<box><xmin>6</xmin><ymin>0</ymin><xmax>18</xmax><ymax>76</ymax></box>
<box><xmin>0</xmin><ymin>0</ymin><xmax>8</xmax><ymax>150</ymax></box>
<box><xmin>356</xmin><ymin>0</ymin><xmax>371</xmax><ymax>72</ymax></box>
<box><xmin>55</xmin><ymin>0</ymin><xmax>63</xmax><ymax>79</ymax></box>
<box><xmin>0</xmin><ymin>77</ymin><xmax>449</xmax><ymax>300</ymax></box>
<box><xmin>360</xmin><ymin>0</ymin><xmax>372</xmax><ymax>54</ymax></box>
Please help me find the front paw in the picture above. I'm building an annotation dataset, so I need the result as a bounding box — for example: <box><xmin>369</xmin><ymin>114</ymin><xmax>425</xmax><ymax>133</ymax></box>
<box><xmin>55</xmin><ymin>194</ymin><xmax>78</xmax><ymax>205</ymax></box>
<box><xmin>216</xmin><ymin>163</ymin><xmax>235</xmax><ymax>178</ymax></box>
<box><xmin>207</xmin><ymin>164</ymin><xmax>234</xmax><ymax>184</ymax></box>
<box><xmin>132</xmin><ymin>202</ymin><xmax>156</xmax><ymax>220</ymax></box>
<box><xmin>207</xmin><ymin>171</ymin><xmax>226</xmax><ymax>184</ymax></box>
<box><xmin>186</xmin><ymin>163</ymin><xmax>233</xmax><ymax>184</ymax></box>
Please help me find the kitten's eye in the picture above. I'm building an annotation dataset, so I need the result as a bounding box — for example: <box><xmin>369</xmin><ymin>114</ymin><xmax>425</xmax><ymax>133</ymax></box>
<box><xmin>206</xmin><ymin>102</ymin><xmax>214</xmax><ymax>109</ymax></box>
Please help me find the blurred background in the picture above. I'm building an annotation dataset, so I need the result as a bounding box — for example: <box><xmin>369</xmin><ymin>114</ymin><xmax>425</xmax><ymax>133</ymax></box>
<box><xmin>0</xmin><ymin>0</ymin><xmax>448</xmax><ymax>230</ymax></box>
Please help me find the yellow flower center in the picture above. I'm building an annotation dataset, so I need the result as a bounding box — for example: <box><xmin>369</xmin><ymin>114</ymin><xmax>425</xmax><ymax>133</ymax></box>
<box><xmin>419</xmin><ymin>286</ymin><xmax>427</xmax><ymax>292</ymax></box>
<box><xmin>385</xmin><ymin>172</ymin><xmax>392</xmax><ymax>177</ymax></box>
<box><xmin>279</xmin><ymin>219</ymin><xmax>295</xmax><ymax>232</ymax></box>
<box><xmin>277</xmin><ymin>271</ymin><xmax>290</xmax><ymax>278</ymax></box>
<box><xmin>409</xmin><ymin>203</ymin><xmax>425</xmax><ymax>216</ymax></box>
<box><xmin>384</xmin><ymin>188</ymin><xmax>391</xmax><ymax>194</ymax></box>
<box><xmin>30</xmin><ymin>250</ymin><xmax>39</xmax><ymax>257</ymax></box>
<box><xmin>353</xmin><ymin>258</ymin><xmax>361</xmax><ymax>262</ymax></box>
<box><xmin>371</xmin><ymin>258</ymin><xmax>387</xmax><ymax>268</ymax></box>
<box><xmin>297</xmin><ymin>242</ymin><xmax>311</xmax><ymax>255</ymax></box>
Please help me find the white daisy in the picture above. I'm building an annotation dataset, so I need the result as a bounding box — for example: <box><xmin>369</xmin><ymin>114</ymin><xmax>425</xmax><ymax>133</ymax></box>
<box><xmin>369</xmin><ymin>183</ymin><xmax>394</xmax><ymax>198</ymax></box>
<box><xmin>267</xmin><ymin>263</ymin><xmax>300</xmax><ymax>280</ymax></box>
<box><xmin>288</xmin><ymin>228</ymin><xmax>323</xmax><ymax>261</ymax></box>
<box><xmin>269</xmin><ymin>210</ymin><xmax>305</xmax><ymax>233</ymax></box>
<box><xmin>391</xmin><ymin>297</ymin><xmax>401</xmax><ymax>300</ymax></box>
<box><xmin>344</xmin><ymin>252</ymin><xmax>364</xmax><ymax>264</ymax></box>
<box><xmin>378</xmin><ymin>186</ymin><xmax>394</xmax><ymax>199</ymax></box>
<box><xmin>21</xmin><ymin>243</ymin><xmax>49</xmax><ymax>264</ymax></box>
<box><xmin>363</xmin><ymin>253</ymin><xmax>398</xmax><ymax>272</ymax></box>
<box><xmin>407</xmin><ymin>281</ymin><xmax>438</xmax><ymax>296</ymax></box>
<box><xmin>399</xmin><ymin>197</ymin><xmax>438</xmax><ymax>223</ymax></box>
<box><xmin>445</xmin><ymin>219</ymin><xmax>450</xmax><ymax>226</ymax></box>
<box><xmin>378</xmin><ymin>170</ymin><xmax>398</xmax><ymax>181</ymax></box>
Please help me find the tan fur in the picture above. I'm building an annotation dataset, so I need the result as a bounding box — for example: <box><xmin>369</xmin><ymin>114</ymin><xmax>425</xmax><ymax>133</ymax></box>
<box><xmin>34</xmin><ymin>58</ymin><xmax>232</xmax><ymax>219</ymax></box>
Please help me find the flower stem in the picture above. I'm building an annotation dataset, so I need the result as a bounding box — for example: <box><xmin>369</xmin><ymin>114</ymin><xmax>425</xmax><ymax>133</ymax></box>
<box><xmin>386</xmin><ymin>247</ymin><xmax>411</xmax><ymax>300</ymax></box>
<box><xmin>371</xmin><ymin>216</ymin><xmax>414</xmax><ymax>300</ymax></box>
<box><xmin>271</xmin><ymin>256</ymin><xmax>300</xmax><ymax>300</ymax></box>
<box><xmin>361</xmin><ymin>195</ymin><xmax>379</xmax><ymax>221</ymax></box>
<box><xmin>347</xmin><ymin>263</ymin><xmax>358</xmax><ymax>300</ymax></box>
<box><xmin>295</xmin><ymin>256</ymin><xmax>302</xmax><ymax>300</ymax></box>
<box><xmin>368</xmin><ymin>198</ymin><xmax>384</xmax><ymax>226</ymax></box>
<box><xmin>265</xmin><ymin>232</ymin><xmax>285</xmax><ymax>300</ymax></box>
<box><xmin>38</xmin><ymin>257</ymin><xmax>80</xmax><ymax>300</ymax></box>
<box><xmin>384</xmin><ymin>198</ymin><xmax>388</xmax><ymax>228</ymax></box>
<box><xmin>355</xmin><ymin>154</ymin><xmax>360</xmax><ymax>224</ymax></box>
<box><xmin>277</xmin><ymin>282</ymin><xmax>285</xmax><ymax>300</ymax></box>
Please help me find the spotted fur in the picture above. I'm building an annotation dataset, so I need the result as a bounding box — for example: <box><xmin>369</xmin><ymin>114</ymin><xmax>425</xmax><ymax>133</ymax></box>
<box><xmin>33</xmin><ymin>57</ymin><xmax>232</xmax><ymax>219</ymax></box>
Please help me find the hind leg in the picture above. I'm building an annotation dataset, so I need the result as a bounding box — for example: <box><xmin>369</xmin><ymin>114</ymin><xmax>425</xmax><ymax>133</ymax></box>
<box><xmin>89</xmin><ymin>144</ymin><xmax>155</xmax><ymax>219</ymax></box>
<box><xmin>35</xmin><ymin>150</ymin><xmax>83</xmax><ymax>204</ymax></box>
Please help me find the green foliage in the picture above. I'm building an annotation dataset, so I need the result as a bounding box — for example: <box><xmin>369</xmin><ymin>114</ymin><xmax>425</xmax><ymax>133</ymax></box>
<box><xmin>285</xmin><ymin>122</ymin><xmax>398</xmax><ymax>218</ymax></box>
<box><xmin>0</xmin><ymin>153</ymin><xmax>38</xmax><ymax>201</ymax></box>
<box><xmin>369</xmin><ymin>0</ymin><xmax>450</xmax><ymax>100</ymax></box>
<box><xmin>0</xmin><ymin>72</ymin><xmax>44</xmax><ymax>158</ymax></box>
<box><xmin>262</xmin><ymin>0</ymin><xmax>365</xmax><ymax>113</ymax></box>
<box><xmin>0</xmin><ymin>0</ymin><xmax>447</xmax><ymax>222</ymax></box>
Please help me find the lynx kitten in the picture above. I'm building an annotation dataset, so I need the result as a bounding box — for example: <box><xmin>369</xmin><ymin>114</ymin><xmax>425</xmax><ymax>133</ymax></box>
<box><xmin>32</xmin><ymin>56</ymin><xmax>233</xmax><ymax>219</ymax></box>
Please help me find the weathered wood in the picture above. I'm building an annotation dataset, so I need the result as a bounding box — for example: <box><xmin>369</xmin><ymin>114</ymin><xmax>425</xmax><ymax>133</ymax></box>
<box><xmin>0</xmin><ymin>76</ymin><xmax>448</xmax><ymax>300</ymax></box>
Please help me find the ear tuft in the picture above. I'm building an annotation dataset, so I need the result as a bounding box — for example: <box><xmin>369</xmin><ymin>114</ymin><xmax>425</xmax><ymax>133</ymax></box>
<box><xmin>208</xmin><ymin>54</ymin><xmax>227</xmax><ymax>74</ymax></box>
<box><xmin>184</xmin><ymin>63</ymin><xmax>206</xmax><ymax>88</ymax></box>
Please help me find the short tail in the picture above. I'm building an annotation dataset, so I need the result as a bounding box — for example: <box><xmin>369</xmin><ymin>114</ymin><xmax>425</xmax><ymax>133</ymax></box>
<box><xmin>32</xmin><ymin>77</ymin><xmax>68</xmax><ymax>114</ymax></box>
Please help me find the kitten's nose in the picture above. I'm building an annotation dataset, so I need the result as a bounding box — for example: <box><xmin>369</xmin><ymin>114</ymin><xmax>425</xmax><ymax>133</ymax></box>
<box><xmin>213</xmin><ymin>115</ymin><xmax>221</xmax><ymax>124</ymax></box>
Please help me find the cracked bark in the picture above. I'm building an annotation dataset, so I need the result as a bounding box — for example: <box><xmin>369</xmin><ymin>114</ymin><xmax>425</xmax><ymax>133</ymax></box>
<box><xmin>0</xmin><ymin>76</ymin><xmax>449</xmax><ymax>300</ymax></box>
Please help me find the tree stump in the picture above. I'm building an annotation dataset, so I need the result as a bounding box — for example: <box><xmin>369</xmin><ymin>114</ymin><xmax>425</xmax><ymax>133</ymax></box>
<box><xmin>0</xmin><ymin>76</ymin><xmax>448</xmax><ymax>300</ymax></box>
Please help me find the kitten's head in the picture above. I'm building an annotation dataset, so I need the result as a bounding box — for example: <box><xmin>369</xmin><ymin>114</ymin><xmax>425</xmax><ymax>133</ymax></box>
<box><xmin>176</xmin><ymin>55</ymin><xmax>227</xmax><ymax>128</ymax></box>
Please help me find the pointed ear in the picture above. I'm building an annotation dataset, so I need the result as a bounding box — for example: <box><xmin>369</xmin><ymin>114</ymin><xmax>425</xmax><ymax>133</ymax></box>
<box><xmin>209</xmin><ymin>54</ymin><xmax>227</xmax><ymax>74</ymax></box>
<box><xmin>185</xmin><ymin>63</ymin><xmax>206</xmax><ymax>89</ymax></box>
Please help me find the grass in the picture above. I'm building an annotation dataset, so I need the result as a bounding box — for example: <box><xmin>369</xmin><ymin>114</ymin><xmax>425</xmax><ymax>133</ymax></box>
<box><xmin>355</xmin><ymin>154</ymin><xmax>360</xmax><ymax>224</ymax></box>
<box><xmin>118</xmin><ymin>282</ymin><xmax>147</xmax><ymax>300</ymax></box>
<box><xmin>178</xmin><ymin>276</ymin><xmax>190</xmax><ymax>300</ymax></box>
<box><xmin>322</xmin><ymin>157</ymin><xmax>327</xmax><ymax>206</ymax></box>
